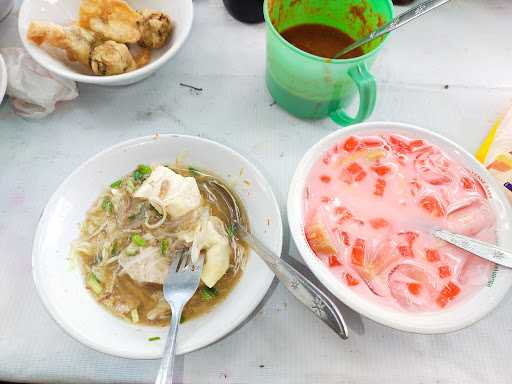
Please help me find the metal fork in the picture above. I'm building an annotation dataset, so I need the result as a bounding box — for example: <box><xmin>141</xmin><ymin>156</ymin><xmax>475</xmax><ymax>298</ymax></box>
<box><xmin>155</xmin><ymin>250</ymin><xmax>204</xmax><ymax>384</ymax></box>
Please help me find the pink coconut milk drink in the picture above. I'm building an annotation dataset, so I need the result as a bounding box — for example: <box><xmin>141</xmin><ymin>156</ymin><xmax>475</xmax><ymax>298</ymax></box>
<box><xmin>304</xmin><ymin>133</ymin><xmax>496</xmax><ymax>312</ymax></box>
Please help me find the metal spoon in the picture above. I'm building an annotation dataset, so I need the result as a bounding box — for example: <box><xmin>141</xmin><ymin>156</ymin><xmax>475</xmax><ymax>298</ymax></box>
<box><xmin>334</xmin><ymin>0</ymin><xmax>451</xmax><ymax>59</ymax></box>
<box><xmin>200</xmin><ymin>176</ymin><xmax>348</xmax><ymax>339</ymax></box>
<box><xmin>431</xmin><ymin>228</ymin><xmax>512</xmax><ymax>268</ymax></box>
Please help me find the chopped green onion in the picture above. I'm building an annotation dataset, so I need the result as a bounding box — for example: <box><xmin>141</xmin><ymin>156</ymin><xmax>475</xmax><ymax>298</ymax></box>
<box><xmin>226</xmin><ymin>223</ymin><xmax>237</xmax><ymax>240</ymax></box>
<box><xmin>138</xmin><ymin>164</ymin><xmax>152</xmax><ymax>175</ymax></box>
<box><xmin>132</xmin><ymin>169</ymin><xmax>143</xmax><ymax>181</ymax></box>
<box><xmin>148</xmin><ymin>336</ymin><xmax>160</xmax><ymax>342</ymax></box>
<box><xmin>130</xmin><ymin>308</ymin><xmax>139</xmax><ymax>323</ymax></box>
<box><xmin>110</xmin><ymin>179</ymin><xmax>123</xmax><ymax>189</ymax></box>
<box><xmin>101</xmin><ymin>197</ymin><xmax>113</xmax><ymax>214</ymax></box>
<box><xmin>87</xmin><ymin>273</ymin><xmax>103</xmax><ymax>295</ymax></box>
<box><xmin>160</xmin><ymin>238</ymin><xmax>169</xmax><ymax>256</ymax></box>
<box><xmin>132</xmin><ymin>234</ymin><xmax>146</xmax><ymax>247</ymax></box>
<box><xmin>188</xmin><ymin>166</ymin><xmax>200</xmax><ymax>176</ymax></box>
<box><xmin>111</xmin><ymin>240</ymin><xmax>119</xmax><ymax>256</ymax></box>
<box><xmin>126</xmin><ymin>179</ymin><xmax>136</xmax><ymax>192</ymax></box>
<box><xmin>200</xmin><ymin>286</ymin><xmax>217</xmax><ymax>302</ymax></box>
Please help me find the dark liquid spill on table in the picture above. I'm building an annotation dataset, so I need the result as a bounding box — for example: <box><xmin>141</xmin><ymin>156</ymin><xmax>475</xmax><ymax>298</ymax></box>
<box><xmin>280</xmin><ymin>23</ymin><xmax>364</xmax><ymax>59</ymax></box>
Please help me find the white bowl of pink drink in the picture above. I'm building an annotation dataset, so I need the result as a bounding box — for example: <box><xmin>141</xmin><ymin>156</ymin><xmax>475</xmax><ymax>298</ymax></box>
<box><xmin>288</xmin><ymin>122</ymin><xmax>512</xmax><ymax>334</ymax></box>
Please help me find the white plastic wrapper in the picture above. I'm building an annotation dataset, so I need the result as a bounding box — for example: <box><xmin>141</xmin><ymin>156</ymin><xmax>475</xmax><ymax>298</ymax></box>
<box><xmin>0</xmin><ymin>47</ymin><xmax>78</xmax><ymax>119</ymax></box>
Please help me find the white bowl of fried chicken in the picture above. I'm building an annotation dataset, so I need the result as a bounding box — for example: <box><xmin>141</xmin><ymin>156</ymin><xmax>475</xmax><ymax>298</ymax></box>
<box><xmin>18</xmin><ymin>0</ymin><xmax>193</xmax><ymax>85</ymax></box>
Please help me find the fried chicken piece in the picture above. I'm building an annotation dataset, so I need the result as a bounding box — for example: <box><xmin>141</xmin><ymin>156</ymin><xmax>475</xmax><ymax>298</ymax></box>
<box><xmin>79</xmin><ymin>0</ymin><xmax>141</xmax><ymax>44</ymax></box>
<box><xmin>133</xmin><ymin>47</ymin><xmax>151</xmax><ymax>68</ymax></box>
<box><xmin>90</xmin><ymin>40</ymin><xmax>136</xmax><ymax>75</ymax></box>
<box><xmin>136</xmin><ymin>9</ymin><xmax>173</xmax><ymax>49</ymax></box>
<box><xmin>27</xmin><ymin>21</ymin><xmax>96</xmax><ymax>67</ymax></box>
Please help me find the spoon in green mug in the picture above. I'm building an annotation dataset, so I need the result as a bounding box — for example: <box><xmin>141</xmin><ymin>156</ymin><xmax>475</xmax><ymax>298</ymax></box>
<box><xmin>334</xmin><ymin>0</ymin><xmax>451</xmax><ymax>59</ymax></box>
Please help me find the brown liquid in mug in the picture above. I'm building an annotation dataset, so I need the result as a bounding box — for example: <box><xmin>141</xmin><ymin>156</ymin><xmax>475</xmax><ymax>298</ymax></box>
<box><xmin>280</xmin><ymin>24</ymin><xmax>364</xmax><ymax>59</ymax></box>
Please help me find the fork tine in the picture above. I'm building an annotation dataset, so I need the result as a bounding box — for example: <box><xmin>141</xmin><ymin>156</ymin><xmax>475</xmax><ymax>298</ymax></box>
<box><xmin>184</xmin><ymin>251</ymin><xmax>192</xmax><ymax>269</ymax></box>
<box><xmin>193</xmin><ymin>253</ymin><xmax>204</xmax><ymax>269</ymax></box>
<box><xmin>177</xmin><ymin>251</ymin><xmax>190</xmax><ymax>271</ymax></box>
<box><xmin>169</xmin><ymin>250</ymin><xmax>184</xmax><ymax>273</ymax></box>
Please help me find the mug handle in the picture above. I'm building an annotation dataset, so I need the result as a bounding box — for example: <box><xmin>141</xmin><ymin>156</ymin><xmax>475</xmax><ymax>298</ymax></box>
<box><xmin>330</xmin><ymin>63</ymin><xmax>377</xmax><ymax>126</ymax></box>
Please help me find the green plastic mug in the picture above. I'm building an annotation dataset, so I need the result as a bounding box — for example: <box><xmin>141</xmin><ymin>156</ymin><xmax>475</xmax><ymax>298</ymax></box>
<box><xmin>264</xmin><ymin>0</ymin><xmax>394</xmax><ymax>125</ymax></box>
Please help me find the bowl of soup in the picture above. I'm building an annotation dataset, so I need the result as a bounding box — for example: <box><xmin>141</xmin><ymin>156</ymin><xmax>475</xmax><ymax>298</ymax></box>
<box><xmin>32</xmin><ymin>134</ymin><xmax>282</xmax><ymax>358</ymax></box>
<box><xmin>288</xmin><ymin>122</ymin><xmax>512</xmax><ymax>333</ymax></box>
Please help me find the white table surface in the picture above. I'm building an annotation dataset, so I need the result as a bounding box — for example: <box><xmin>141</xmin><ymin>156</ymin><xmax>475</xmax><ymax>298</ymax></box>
<box><xmin>1</xmin><ymin>0</ymin><xmax>512</xmax><ymax>383</ymax></box>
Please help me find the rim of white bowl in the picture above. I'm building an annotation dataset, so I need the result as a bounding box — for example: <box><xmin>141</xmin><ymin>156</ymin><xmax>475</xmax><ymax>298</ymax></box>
<box><xmin>32</xmin><ymin>134</ymin><xmax>283</xmax><ymax>358</ymax></box>
<box><xmin>0</xmin><ymin>53</ymin><xmax>7</xmax><ymax>104</ymax></box>
<box><xmin>18</xmin><ymin>0</ymin><xmax>193</xmax><ymax>84</ymax></box>
<box><xmin>287</xmin><ymin>121</ymin><xmax>512</xmax><ymax>334</ymax></box>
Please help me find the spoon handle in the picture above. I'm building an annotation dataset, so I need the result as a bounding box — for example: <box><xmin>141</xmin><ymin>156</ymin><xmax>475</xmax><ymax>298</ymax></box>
<box><xmin>335</xmin><ymin>0</ymin><xmax>451</xmax><ymax>58</ymax></box>
<box><xmin>238</xmin><ymin>227</ymin><xmax>348</xmax><ymax>339</ymax></box>
<box><xmin>432</xmin><ymin>228</ymin><xmax>512</xmax><ymax>268</ymax></box>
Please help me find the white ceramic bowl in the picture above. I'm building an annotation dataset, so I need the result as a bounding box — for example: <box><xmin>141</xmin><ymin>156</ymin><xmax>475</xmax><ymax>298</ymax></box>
<box><xmin>288</xmin><ymin>121</ymin><xmax>512</xmax><ymax>334</ymax></box>
<box><xmin>33</xmin><ymin>134</ymin><xmax>282</xmax><ymax>358</ymax></box>
<box><xmin>0</xmin><ymin>53</ymin><xmax>6</xmax><ymax>104</ymax></box>
<box><xmin>18</xmin><ymin>0</ymin><xmax>193</xmax><ymax>85</ymax></box>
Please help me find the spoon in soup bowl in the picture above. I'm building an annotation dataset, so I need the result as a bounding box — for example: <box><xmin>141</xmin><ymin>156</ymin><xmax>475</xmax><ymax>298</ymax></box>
<box><xmin>195</xmin><ymin>173</ymin><xmax>348</xmax><ymax>339</ymax></box>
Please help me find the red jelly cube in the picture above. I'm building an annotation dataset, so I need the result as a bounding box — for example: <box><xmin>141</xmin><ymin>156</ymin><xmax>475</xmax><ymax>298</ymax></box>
<box><xmin>436</xmin><ymin>281</ymin><xmax>461</xmax><ymax>308</ymax></box>
<box><xmin>369</xmin><ymin>218</ymin><xmax>389</xmax><ymax>229</ymax></box>
<box><xmin>345</xmin><ymin>273</ymin><xmax>360</xmax><ymax>286</ymax></box>
<box><xmin>354</xmin><ymin>170</ymin><xmax>367</xmax><ymax>182</ymax></box>
<box><xmin>398</xmin><ymin>245</ymin><xmax>414</xmax><ymax>258</ymax></box>
<box><xmin>351</xmin><ymin>238</ymin><xmax>366</xmax><ymax>266</ymax></box>
<box><xmin>334</xmin><ymin>206</ymin><xmax>352</xmax><ymax>221</ymax></box>
<box><xmin>361</xmin><ymin>137</ymin><xmax>384</xmax><ymax>148</ymax></box>
<box><xmin>407</xmin><ymin>282</ymin><xmax>422</xmax><ymax>296</ymax></box>
<box><xmin>347</xmin><ymin>162</ymin><xmax>363</xmax><ymax>175</ymax></box>
<box><xmin>419</xmin><ymin>196</ymin><xmax>446</xmax><ymax>217</ymax></box>
<box><xmin>371</xmin><ymin>165</ymin><xmax>391</xmax><ymax>176</ymax></box>
<box><xmin>438</xmin><ymin>265</ymin><xmax>451</xmax><ymax>278</ymax></box>
<box><xmin>425</xmin><ymin>249</ymin><xmax>440</xmax><ymax>262</ymax></box>
<box><xmin>343</xmin><ymin>136</ymin><xmax>359</xmax><ymax>152</ymax></box>
<box><xmin>409</xmin><ymin>139</ymin><xmax>426</xmax><ymax>150</ymax></box>
<box><xmin>374</xmin><ymin>179</ymin><xmax>386</xmax><ymax>196</ymax></box>
<box><xmin>400</xmin><ymin>231</ymin><xmax>419</xmax><ymax>245</ymax></box>
<box><xmin>328</xmin><ymin>255</ymin><xmax>342</xmax><ymax>267</ymax></box>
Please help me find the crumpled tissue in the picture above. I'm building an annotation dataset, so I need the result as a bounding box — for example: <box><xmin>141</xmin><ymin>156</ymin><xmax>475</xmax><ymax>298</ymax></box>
<box><xmin>0</xmin><ymin>47</ymin><xmax>78</xmax><ymax>119</ymax></box>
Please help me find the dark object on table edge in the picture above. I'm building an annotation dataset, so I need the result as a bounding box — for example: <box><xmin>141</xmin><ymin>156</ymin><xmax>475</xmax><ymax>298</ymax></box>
<box><xmin>393</xmin><ymin>0</ymin><xmax>415</xmax><ymax>4</ymax></box>
<box><xmin>223</xmin><ymin>0</ymin><xmax>264</xmax><ymax>24</ymax></box>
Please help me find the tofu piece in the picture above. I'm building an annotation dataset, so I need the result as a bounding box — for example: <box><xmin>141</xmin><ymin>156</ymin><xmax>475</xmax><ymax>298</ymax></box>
<box><xmin>192</xmin><ymin>216</ymin><xmax>231</xmax><ymax>288</ymax></box>
<box><xmin>119</xmin><ymin>217</ymin><xmax>231</xmax><ymax>288</ymax></box>
<box><xmin>134</xmin><ymin>166</ymin><xmax>201</xmax><ymax>218</ymax></box>
<box><xmin>119</xmin><ymin>246</ymin><xmax>168</xmax><ymax>284</ymax></box>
